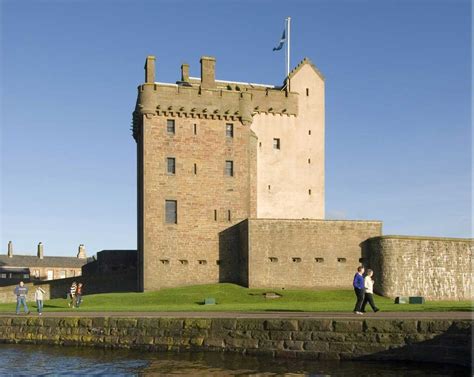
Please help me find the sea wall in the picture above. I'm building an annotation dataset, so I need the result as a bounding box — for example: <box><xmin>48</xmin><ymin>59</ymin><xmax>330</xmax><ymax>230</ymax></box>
<box><xmin>0</xmin><ymin>316</ymin><xmax>470</xmax><ymax>367</ymax></box>
<box><xmin>368</xmin><ymin>236</ymin><xmax>473</xmax><ymax>300</ymax></box>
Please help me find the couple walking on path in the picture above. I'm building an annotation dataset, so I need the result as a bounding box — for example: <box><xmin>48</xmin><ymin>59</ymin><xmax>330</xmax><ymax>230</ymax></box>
<box><xmin>353</xmin><ymin>266</ymin><xmax>380</xmax><ymax>315</ymax></box>
<box><xmin>14</xmin><ymin>281</ymin><xmax>46</xmax><ymax>315</ymax></box>
<box><xmin>68</xmin><ymin>281</ymin><xmax>84</xmax><ymax>308</ymax></box>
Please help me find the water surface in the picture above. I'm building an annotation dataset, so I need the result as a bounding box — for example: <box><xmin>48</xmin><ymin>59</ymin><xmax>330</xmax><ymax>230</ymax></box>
<box><xmin>0</xmin><ymin>344</ymin><xmax>469</xmax><ymax>376</ymax></box>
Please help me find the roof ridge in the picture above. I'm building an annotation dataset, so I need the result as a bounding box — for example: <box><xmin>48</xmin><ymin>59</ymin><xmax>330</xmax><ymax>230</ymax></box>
<box><xmin>287</xmin><ymin>57</ymin><xmax>325</xmax><ymax>81</ymax></box>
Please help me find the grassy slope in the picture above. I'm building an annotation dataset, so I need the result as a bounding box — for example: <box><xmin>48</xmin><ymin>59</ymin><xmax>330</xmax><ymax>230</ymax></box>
<box><xmin>0</xmin><ymin>283</ymin><xmax>471</xmax><ymax>312</ymax></box>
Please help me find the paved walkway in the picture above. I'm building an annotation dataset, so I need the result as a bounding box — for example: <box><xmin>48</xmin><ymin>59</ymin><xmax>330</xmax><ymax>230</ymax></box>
<box><xmin>0</xmin><ymin>311</ymin><xmax>471</xmax><ymax>319</ymax></box>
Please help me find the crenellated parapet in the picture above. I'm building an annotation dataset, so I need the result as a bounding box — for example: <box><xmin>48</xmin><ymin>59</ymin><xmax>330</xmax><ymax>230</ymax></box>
<box><xmin>132</xmin><ymin>56</ymin><xmax>299</xmax><ymax>141</ymax></box>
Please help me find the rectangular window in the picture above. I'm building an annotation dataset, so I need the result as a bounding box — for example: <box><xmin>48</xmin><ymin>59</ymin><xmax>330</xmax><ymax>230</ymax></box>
<box><xmin>225</xmin><ymin>160</ymin><xmax>234</xmax><ymax>177</ymax></box>
<box><xmin>226</xmin><ymin>123</ymin><xmax>234</xmax><ymax>138</ymax></box>
<box><xmin>23</xmin><ymin>274</ymin><xmax>30</xmax><ymax>279</ymax></box>
<box><xmin>193</xmin><ymin>123</ymin><xmax>197</xmax><ymax>135</ymax></box>
<box><xmin>0</xmin><ymin>273</ymin><xmax>6</xmax><ymax>279</ymax></box>
<box><xmin>167</xmin><ymin>157</ymin><xmax>176</xmax><ymax>175</ymax></box>
<box><xmin>273</xmin><ymin>138</ymin><xmax>280</xmax><ymax>150</ymax></box>
<box><xmin>165</xmin><ymin>200</ymin><xmax>177</xmax><ymax>224</ymax></box>
<box><xmin>47</xmin><ymin>270</ymin><xmax>54</xmax><ymax>280</ymax></box>
<box><xmin>59</xmin><ymin>270</ymin><xmax>66</xmax><ymax>279</ymax></box>
<box><xmin>167</xmin><ymin>119</ymin><xmax>175</xmax><ymax>134</ymax></box>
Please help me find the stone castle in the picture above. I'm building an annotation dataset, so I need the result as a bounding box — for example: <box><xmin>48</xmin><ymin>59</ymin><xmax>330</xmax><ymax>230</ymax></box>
<box><xmin>132</xmin><ymin>55</ymin><xmax>472</xmax><ymax>299</ymax></box>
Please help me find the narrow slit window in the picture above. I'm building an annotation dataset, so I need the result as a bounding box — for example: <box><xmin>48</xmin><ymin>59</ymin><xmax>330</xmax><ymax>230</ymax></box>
<box><xmin>308</xmin><ymin>130</ymin><xmax>311</xmax><ymax>135</ymax></box>
<box><xmin>160</xmin><ymin>259</ymin><xmax>170</xmax><ymax>265</ymax></box>
<box><xmin>198</xmin><ymin>260</ymin><xmax>207</xmax><ymax>265</ymax></box>
<box><xmin>259</xmin><ymin>142</ymin><xmax>262</xmax><ymax>147</ymax></box>
<box><xmin>306</xmin><ymin>88</ymin><xmax>310</xmax><ymax>96</ymax></box>
<box><xmin>193</xmin><ymin>163</ymin><xmax>197</xmax><ymax>175</ymax></box>
<box><xmin>308</xmin><ymin>158</ymin><xmax>311</xmax><ymax>164</ymax></box>
<box><xmin>273</xmin><ymin>138</ymin><xmax>280</xmax><ymax>150</ymax></box>
<box><xmin>226</xmin><ymin>123</ymin><xmax>234</xmax><ymax>138</ymax></box>
<box><xmin>227</xmin><ymin>210</ymin><xmax>231</xmax><ymax>222</ymax></box>
<box><xmin>193</xmin><ymin>124</ymin><xmax>197</xmax><ymax>135</ymax></box>
<box><xmin>337</xmin><ymin>258</ymin><xmax>347</xmax><ymax>263</ymax></box>
<box><xmin>292</xmin><ymin>257</ymin><xmax>302</xmax><ymax>263</ymax></box>
<box><xmin>268</xmin><ymin>185</ymin><xmax>271</xmax><ymax>190</ymax></box>
<box><xmin>225</xmin><ymin>160</ymin><xmax>234</xmax><ymax>177</ymax></box>
<box><xmin>167</xmin><ymin>119</ymin><xmax>175</xmax><ymax>134</ymax></box>
<box><xmin>315</xmin><ymin>257</ymin><xmax>324</xmax><ymax>263</ymax></box>
<box><xmin>167</xmin><ymin>157</ymin><xmax>176</xmax><ymax>175</ymax></box>
<box><xmin>179</xmin><ymin>259</ymin><xmax>188</xmax><ymax>265</ymax></box>
<box><xmin>308</xmin><ymin>189</ymin><xmax>312</xmax><ymax>195</ymax></box>
<box><xmin>214</xmin><ymin>209</ymin><xmax>217</xmax><ymax>221</ymax></box>
<box><xmin>269</xmin><ymin>257</ymin><xmax>278</xmax><ymax>263</ymax></box>
<box><xmin>165</xmin><ymin>200</ymin><xmax>177</xmax><ymax>224</ymax></box>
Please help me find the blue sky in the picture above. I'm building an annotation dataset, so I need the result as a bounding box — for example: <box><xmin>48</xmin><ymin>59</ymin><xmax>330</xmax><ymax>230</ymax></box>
<box><xmin>0</xmin><ymin>0</ymin><xmax>471</xmax><ymax>257</ymax></box>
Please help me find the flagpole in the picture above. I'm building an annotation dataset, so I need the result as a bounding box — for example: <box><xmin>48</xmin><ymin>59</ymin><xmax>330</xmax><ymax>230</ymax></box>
<box><xmin>286</xmin><ymin>17</ymin><xmax>291</xmax><ymax>78</ymax></box>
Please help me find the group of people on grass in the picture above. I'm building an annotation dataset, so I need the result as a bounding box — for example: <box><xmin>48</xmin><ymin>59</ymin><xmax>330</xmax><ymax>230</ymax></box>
<box><xmin>13</xmin><ymin>280</ymin><xmax>84</xmax><ymax>315</ymax></box>
<box><xmin>353</xmin><ymin>266</ymin><xmax>380</xmax><ymax>314</ymax></box>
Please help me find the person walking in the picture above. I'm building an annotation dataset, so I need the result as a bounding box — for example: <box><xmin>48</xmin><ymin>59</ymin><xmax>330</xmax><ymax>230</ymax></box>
<box><xmin>69</xmin><ymin>281</ymin><xmax>77</xmax><ymax>308</ymax></box>
<box><xmin>353</xmin><ymin>266</ymin><xmax>365</xmax><ymax>315</ymax></box>
<box><xmin>34</xmin><ymin>286</ymin><xmax>46</xmax><ymax>316</ymax></box>
<box><xmin>75</xmin><ymin>283</ymin><xmax>83</xmax><ymax>308</ymax></box>
<box><xmin>14</xmin><ymin>281</ymin><xmax>30</xmax><ymax>315</ymax></box>
<box><xmin>361</xmin><ymin>269</ymin><xmax>380</xmax><ymax>313</ymax></box>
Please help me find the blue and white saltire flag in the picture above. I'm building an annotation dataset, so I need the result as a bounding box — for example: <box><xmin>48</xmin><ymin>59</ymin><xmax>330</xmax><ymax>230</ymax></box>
<box><xmin>273</xmin><ymin>28</ymin><xmax>286</xmax><ymax>51</ymax></box>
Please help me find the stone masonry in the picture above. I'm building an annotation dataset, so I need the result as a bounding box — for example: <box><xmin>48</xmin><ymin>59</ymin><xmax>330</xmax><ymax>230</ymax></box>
<box><xmin>368</xmin><ymin>236</ymin><xmax>474</xmax><ymax>300</ymax></box>
<box><xmin>0</xmin><ymin>316</ymin><xmax>470</xmax><ymax>367</ymax></box>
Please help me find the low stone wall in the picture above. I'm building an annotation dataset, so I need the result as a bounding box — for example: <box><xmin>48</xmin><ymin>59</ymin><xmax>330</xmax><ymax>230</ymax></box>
<box><xmin>0</xmin><ymin>272</ymin><xmax>138</xmax><ymax>304</ymax></box>
<box><xmin>246</xmin><ymin>219</ymin><xmax>382</xmax><ymax>289</ymax></box>
<box><xmin>368</xmin><ymin>236</ymin><xmax>473</xmax><ymax>300</ymax></box>
<box><xmin>0</xmin><ymin>316</ymin><xmax>470</xmax><ymax>367</ymax></box>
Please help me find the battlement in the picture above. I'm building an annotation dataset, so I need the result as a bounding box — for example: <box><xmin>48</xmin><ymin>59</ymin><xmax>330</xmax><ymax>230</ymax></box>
<box><xmin>133</xmin><ymin>56</ymin><xmax>299</xmax><ymax>140</ymax></box>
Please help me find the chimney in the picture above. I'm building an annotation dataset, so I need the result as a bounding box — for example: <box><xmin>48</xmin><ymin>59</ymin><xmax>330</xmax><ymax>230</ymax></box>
<box><xmin>144</xmin><ymin>55</ymin><xmax>156</xmax><ymax>84</ymax></box>
<box><xmin>77</xmin><ymin>244</ymin><xmax>87</xmax><ymax>259</ymax></box>
<box><xmin>181</xmin><ymin>63</ymin><xmax>190</xmax><ymax>82</ymax></box>
<box><xmin>200</xmin><ymin>56</ymin><xmax>216</xmax><ymax>89</ymax></box>
<box><xmin>37</xmin><ymin>242</ymin><xmax>44</xmax><ymax>259</ymax></box>
<box><xmin>7</xmin><ymin>241</ymin><xmax>13</xmax><ymax>258</ymax></box>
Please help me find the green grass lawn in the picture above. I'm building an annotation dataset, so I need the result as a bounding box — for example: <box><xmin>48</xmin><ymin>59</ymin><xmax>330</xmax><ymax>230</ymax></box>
<box><xmin>0</xmin><ymin>283</ymin><xmax>471</xmax><ymax>313</ymax></box>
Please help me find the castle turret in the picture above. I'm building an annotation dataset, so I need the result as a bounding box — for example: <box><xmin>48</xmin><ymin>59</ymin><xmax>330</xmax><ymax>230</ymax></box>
<box><xmin>37</xmin><ymin>242</ymin><xmax>44</xmax><ymax>259</ymax></box>
<box><xmin>7</xmin><ymin>241</ymin><xmax>13</xmax><ymax>258</ymax></box>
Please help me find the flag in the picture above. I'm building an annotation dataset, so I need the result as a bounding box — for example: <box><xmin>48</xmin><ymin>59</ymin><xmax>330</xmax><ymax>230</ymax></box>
<box><xmin>273</xmin><ymin>28</ymin><xmax>286</xmax><ymax>51</ymax></box>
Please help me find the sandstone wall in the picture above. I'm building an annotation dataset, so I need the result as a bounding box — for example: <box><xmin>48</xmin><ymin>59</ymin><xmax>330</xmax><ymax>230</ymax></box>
<box><xmin>0</xmin><ymin>316</ymin><xmax>470</xmax><ymax>367</ymax></box>
<box><xmin>246</xmin><ymin>219</ymin><xmax>382</xmax><ymax>289</ymax></box>
<box><xmin>251</xmin><ymin>63</ymin><xmax>325</xmax><ymax>220</ymax></box>
<box><xmin>139</xmin><ymin>114</ymin><xmax>256</xmax><ymax>291</ymax></box>
<box><xmin>368</xmin><ymin>236</ymin><xmax>473</xmax><ymax>300</ymax></box>
<box><xmin>0</xmin><ymin>272</ymin><xmax>137</xmax><ymax>304</ymax></box>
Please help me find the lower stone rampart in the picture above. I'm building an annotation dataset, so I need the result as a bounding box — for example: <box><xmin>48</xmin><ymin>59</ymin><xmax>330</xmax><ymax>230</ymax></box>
<box><xmin>0</xmin><ymin>316</ymin><xmax>470</xmax><ymax>367</ymax></box>
<box><xmin>368</xmin><ymin>236</ymin><xmax>473</xmax><ymax>300</ymax></box>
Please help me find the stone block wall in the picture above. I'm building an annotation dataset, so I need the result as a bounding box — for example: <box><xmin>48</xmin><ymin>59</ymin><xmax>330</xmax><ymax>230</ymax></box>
<box><xmin>0</xmin><ymin>316</ymin><xmax>470</xmax><ymax>367</ymax></box>
<box><xmin>246</xmin><ymin>219</ymin><xmax>382</xmax><ymax>289</ymax></box>
<box><xmin>138</xmin><ymin>114</ymin><xmax>256</xmax><ymax>291</ymax></box>
<box><xmin>0</xmin><ymin>272</ymin><xmax>137</xmax><ymax>304</ymax></box>
<box><xmin>368</xmin><ymin>236</ymin><xmax>473</xmax><ymax>300</ymax></box>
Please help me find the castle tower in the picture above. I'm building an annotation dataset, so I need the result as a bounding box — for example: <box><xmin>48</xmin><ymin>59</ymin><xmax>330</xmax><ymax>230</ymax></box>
<box><xmin>133</xmin><ymin>55</ymin><xmax>325</xmax><ymax>291</ymax></box>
